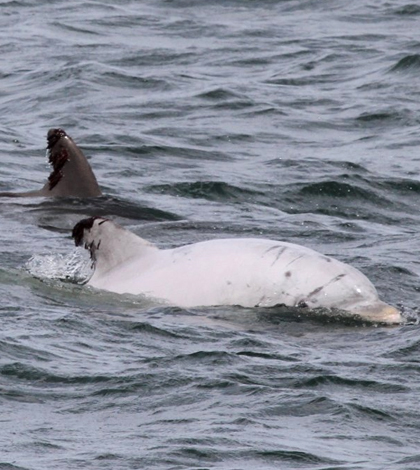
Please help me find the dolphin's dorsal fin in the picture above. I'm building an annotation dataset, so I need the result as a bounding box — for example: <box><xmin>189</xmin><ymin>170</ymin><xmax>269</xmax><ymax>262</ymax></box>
<box><xmin>40</xmin><ymin>128</ymin><xmax>102</xmax><ymax>197</ymax></box>
<box><xmin>0</xmin><ymin>128</ymin><xmax>102</xmax><ymax>198</ymax></box>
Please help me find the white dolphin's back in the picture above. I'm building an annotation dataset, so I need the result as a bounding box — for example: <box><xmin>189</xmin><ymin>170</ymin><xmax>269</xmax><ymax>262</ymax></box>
<box><xmin>72</xmin><ymin>218</ymin><xmax>402</xmax><ymax>324</ymax></box>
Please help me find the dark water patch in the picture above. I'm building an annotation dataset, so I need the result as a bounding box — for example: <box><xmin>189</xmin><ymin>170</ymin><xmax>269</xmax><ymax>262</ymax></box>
<box><xmin>394</xmin><ymin>454</ymin><xmax>420</xmax><ymax>466</ymax></box>
<box><xmin>102</xmin><ymin>311</ymin><xmax>215</xmax><ymax>342</ymax></box>
<box><xmin>349</xmin><ymin>403</ymin><xmax>395</xmax><ymax>421</ymax></box>
<box><xmin>0</xmin><ymin>339</ymin><xmax>58</xmax><ymax>363</ymax></box>
<box><xmin>128</xmin><ymin>143</ymin><xmax>232</xmax><ymax>162</ymax></box>
<box><xmin>228</xmin><ymin>336</ymin><xmax>272</xmax><ymax>349</ymax></box>
<box><xmin>335</xmin><ymin>221</ymin><xmax>365</xmax><ymax>233</ymax></box>
<box><xmin>263</xmin><ymin>396</ymin><xmax>343</xmax><ymax>418</ymax></box>
<box><xmin>265</xmin><ymin>75</ymin><xmax>333</xmax><ymax>87</ymax></box>
<box><xmin>24</xmin><ymin>196</ymin><xmax>181</xmax><ymax>231</ymax></box>
<box><xmin>92</xmin><ymin>9</ymin><xmax>158</xmax><ymax>27</ymax></box>
<box><xmin>86</xmin><ymin>372</ymin><xmax>197</xmax><ymax>402</ymax></box>
<box><xmin>0</xmin><ymin>464</ymin><xmax>31</xmax><ymax>470</ymax></box>
<box><xmin>213</xmin><ymin>99</ymin><xmax>257</xmax><ymax>111</ymax></box>
<box><xmin>195</xmin><ymin>378</ymin><xmax>248</xmax><ymax>391</ymax></box>
<box><xmin>250</xmin><ymin>449</ymin><xmax>340</xmax><ymax>466</ymax></box>
<box><xmin>196</xmin><ymin>87</ymin><xmax>256</xmax><ymax>110</ymax></box>
<box><xmin>54</xmin><ymin>21</ymin><xmax>100</xmax><ymax>37</ymax></box>
<box><xmin>327</xmin><ymin>160</ymin><xmax>369</xmax><ymax>173</ymax></box>
<box><xmin>94</xmin><ymin>452</ymin><xmax>124</xmax><ymax>461</ymax></box>
<box><xmin>0</xmin><ymin>362</ymin><xmax>115</xmax><ymax>386</ymax></box>
<box><xmin>295</xmin><ymin>374</ymin><xmax>406</xmax><ymax>393</ymax></box>
<box><xmin>244</xmin><ymin>105</ymin><xmax>286</xmax><ymax>117</ymax></box>
<box><xmin>30</xmin><ymin>440</ymin><xmax>63</xmax><ymax>451</ymax></box>
<box><xmin>0</xmin><ymin>0</ymin><xmax>28</xmax><ymax>7</ymax></box>
<box><xmin>298</xmin><ymin>180</ymin><xmax>379</xmax><ymax>201</ymax></box>
<box><xmin>310</xmin><ymin>206</ymin><xmax>406</xmax><ymax>225</ymax></box>
<box><xmin>109</xmin><ymin>49</ymin><xmax>197</xmax><ymax>67</ymax></box>
<box><xmin>355</xmin><ymin>109</ymin><xmax>410</xmax><ymax>127</ymax></box>
<box><xmin>89</xmin><ymin>379</ymin><xmax>156</xmax><ymax>398</ymax></box>
<box><xmin>389</xmin><ymin>54</ymin><xmax>420</xmax><ymax>73</ymax></box>
<box><xmin>265</xmin><ymin>159</ymin><xmax>371</xmax><ymax>194</ymax></box>
<box><xmin>123</xmin><ymin>320</ymin><xmax>190</xmax><ymax>339</ymax></box>
<box><xmin>223</xmin><ymin>371</ymin><xmax>269</xmax><ymax>388</ymax></box>
<box><xmin>376</xmin><ymin>177</ymin><xmax>420</xmax><ymax>196</ymax></box>
<box><xmin>164</xmin><ymin>17</ymin><xmax>229</xmax><ymax>38</ymax></box>
<box><xmin>382</xmin><ymin>335</ymin><xmax>420</xmax><ymax>361</ymax></box>
<box><xmin>147</xmin><ymin>180</ymin><xmax>262</xmax><ymax>203</ymax></box>
<box><xmin>172</xmin><ymin>446</ymin><xmax>222</xmax><ymax>464</ymax></box>
<box><xmin>102</xmin><ymin>70</ymin><xmax>171</xmax><ymax>91</ymax></box>
<box><xmin>230</xmin><ymin>54</ymin><xmax>280</xmax><ymax>67</ymax></box>
<box><xmin>1</xmin><ymin>388</ymin><xmax>45</xmax><ymax>403</ymax></box>
<box><xmin>265</xmin><ymin>157</ymin><xmax>325</xmax><ymax>171</ymax></box>
<box><xmin>394</xmin><ymin>4</ymin><xmax>420</xmax><ymax>15</ymax></box>
<box><xmin>374</xmin><ymin>263</ymin><xmax>416</xmax><ymax>278</ymax></box>
<box><xmin>173</xmin><ymin>350</ymin><xmax>238</xmax><ymax>367</ymax></box>
<box><xmin>236</xmin><ymin>350</ymin><xmax>299</xmax><ymax>361</ymax></box>
<box><xmin>275</xmin><ymin>177</ymin><xmax>411</xmax><ymax>223</ymax></box>
<box><xmin>211</xmin><ymin>132</ymin><xmax>255</xmax><ymax>143</ymax></box>
<box><xmin>197</xmin><ymin>87</ymin><xmax>241</xmax><ymax>101</ymax></box>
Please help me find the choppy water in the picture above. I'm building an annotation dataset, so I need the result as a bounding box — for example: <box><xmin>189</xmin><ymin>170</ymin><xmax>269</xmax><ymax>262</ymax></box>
<box><xmin>1</xmin><ymin>1</ymin><xmax>420</xmax><ymax>469</ymax></box>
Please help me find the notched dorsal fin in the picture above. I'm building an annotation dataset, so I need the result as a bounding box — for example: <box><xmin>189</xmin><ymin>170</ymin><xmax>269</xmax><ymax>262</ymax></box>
<box><xmin>46</xmin><ymin>128</ymin><xmax>69</xmax><ymax>191</ymax></box>
<box><xmin>42</xmin><ymin>128</ymin><xmax>102</xmax><ymax>197</ymax></box>
<box><xmin>0</xmin><ymin>128</ymin><xmax>102</xmax><ymax>198</ymax></box>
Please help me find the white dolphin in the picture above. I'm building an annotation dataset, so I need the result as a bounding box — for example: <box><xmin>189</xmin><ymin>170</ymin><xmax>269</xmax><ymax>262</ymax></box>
<box><xmin>72</xmin><ymin>217</ymin><xmax>402</xmax><ymax>324</ymax></box>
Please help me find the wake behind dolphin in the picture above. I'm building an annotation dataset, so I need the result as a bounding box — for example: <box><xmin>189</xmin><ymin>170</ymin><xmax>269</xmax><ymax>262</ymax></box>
<box><xmin>71</xmin><ymin>217</ymin><xmax>402</xmax><ymax>325</ymax></box>
<box><xmin>0</xmin><ymin>129</ymin><xmax>101</xmax><ymax>198</ymax></box>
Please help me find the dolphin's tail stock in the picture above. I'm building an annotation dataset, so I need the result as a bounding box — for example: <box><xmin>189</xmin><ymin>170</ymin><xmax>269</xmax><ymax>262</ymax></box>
<box><xmin>0</xmin><ymin>128</ymin><xmax>102</xmax><ymax>198</ymax></box>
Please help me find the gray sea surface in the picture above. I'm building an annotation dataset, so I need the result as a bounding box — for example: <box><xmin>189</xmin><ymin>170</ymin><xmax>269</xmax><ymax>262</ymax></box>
<box><xmin>1</xmin><ymin>1</ymin><xmax>420</xmax><ymax>469</ymax></box>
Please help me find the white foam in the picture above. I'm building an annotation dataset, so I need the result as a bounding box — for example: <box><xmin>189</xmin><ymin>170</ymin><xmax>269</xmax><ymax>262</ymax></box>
<box><xmin>26</xmin><ymin>248</ymin><xmax>93</xmax><ymax>284</ymax></box>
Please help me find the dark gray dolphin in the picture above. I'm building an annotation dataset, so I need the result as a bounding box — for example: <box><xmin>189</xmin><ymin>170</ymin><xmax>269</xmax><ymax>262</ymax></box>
<box><xmin>0</xmin><ymin>128</ymin><xmax>102</xmax><ymax>197</ymax></box>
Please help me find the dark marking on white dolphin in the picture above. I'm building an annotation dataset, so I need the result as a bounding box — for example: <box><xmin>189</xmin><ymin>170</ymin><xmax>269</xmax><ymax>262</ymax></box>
<box><xmin>0</xmin><ymin>128</ymin><xmax>102</xmax><ymax>198</ymax></box>
<box><xmin>285</xmin><ymin>254</ymin><xmax>304</xmax><ymax>267</ymax></box>
<box><xmin>263</xmin><ymin>245</ymin><xmax>288</xmax><ymax>266</ymax></box>
<box><xmin>72</xmin><ymin>216</ymin><xmax>100</xmax><ymax>247</ymax></box>
<box><xmin>303</xmin><ymin>273</ymin><xmax>348</xmax><ymax>304</ymax></box>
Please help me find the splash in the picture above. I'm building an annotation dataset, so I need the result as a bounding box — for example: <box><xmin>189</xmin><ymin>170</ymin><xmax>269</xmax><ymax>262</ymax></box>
<box><xmin>25</xmin><ymin>248</ymin><xmax>93</xmax><ymax>284</ymax></box>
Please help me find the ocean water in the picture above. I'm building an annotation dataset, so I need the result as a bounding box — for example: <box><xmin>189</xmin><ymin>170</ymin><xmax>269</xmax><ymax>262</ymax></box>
<box><xmin>1</xmin><ymin>0</ymin><xmax>420</xmax><ymax>469</ymax></box>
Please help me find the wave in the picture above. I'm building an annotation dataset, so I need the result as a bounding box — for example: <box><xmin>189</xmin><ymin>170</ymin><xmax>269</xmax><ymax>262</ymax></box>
<box><xmin>389</xmin><ymin>54</ymin><xmax>420</xmax><ymax>73</ymax></box>
<box><xmin>147</xmin><ymin>180</ymin><xmax>262</xmax><ymax>203</ymax></box>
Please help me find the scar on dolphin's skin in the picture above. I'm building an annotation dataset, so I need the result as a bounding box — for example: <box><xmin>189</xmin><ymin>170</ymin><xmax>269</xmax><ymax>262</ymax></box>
<box><xmin>264</xmin><ymin>245</ymin><xmax>282</xmax><ymax>254</ymax></box>
<box><xmin>271</xmin><ymin>247</ymin><xmax>288</xmax><ymax>266</ymax></box>
<box><xmin>285</xmin><ymin>255</ymin><xmax>304</xmax><ymax>267</ymax></box>
<box><xmin>306</xmin><ymin>273</ymin><xmax>347</xmax><ymax>300</ymax></box>
<box><xmin>263</xmin><ymin>245</ymin><xmax>288</xmax><ymax>266</ymax></box>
